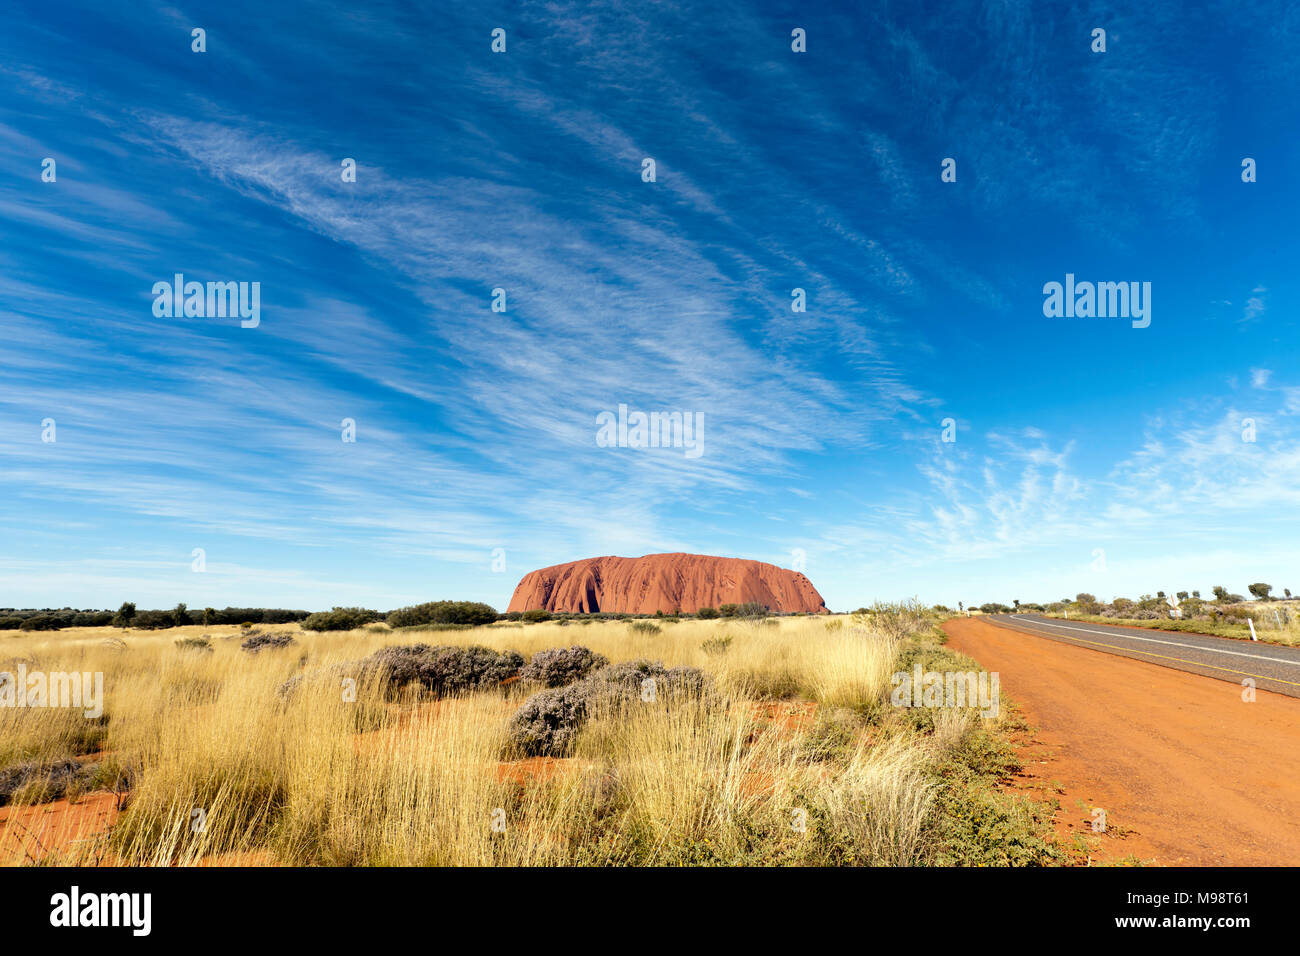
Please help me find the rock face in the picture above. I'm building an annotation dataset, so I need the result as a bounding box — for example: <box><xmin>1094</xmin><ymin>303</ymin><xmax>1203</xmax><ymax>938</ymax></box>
<box><xmin>506</xmin><ymin>553</ymin><xmax>829</xmax><ymax>615</ymax></box>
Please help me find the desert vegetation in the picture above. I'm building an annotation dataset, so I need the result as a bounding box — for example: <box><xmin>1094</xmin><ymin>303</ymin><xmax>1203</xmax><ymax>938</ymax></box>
<box><xmin>961</xmin><ymin>589</ymin><xmax>1300</xmax><ymax>646</ymax></box>
<box><xmin>0</xmin><ymin>606</ymin><xmax>1058</xmax><ymax>866</ymax></box>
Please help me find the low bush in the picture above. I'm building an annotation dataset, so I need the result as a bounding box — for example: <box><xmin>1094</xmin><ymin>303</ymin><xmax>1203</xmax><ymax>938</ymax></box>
<box><xmin>175</xmin><ymin>637</ymin><xmax>213</xmax><ymax>653</ymax></box>
<box><xmin>386</xmin><ymin>601</ymin><xmax>499</xmax><ymax>628</ymax></box>
<box><xmin>507</xmin><ymin>659</ymin><xmax>713</xmax><ymax>757</ymax></box>
<box><xmin>301</xmin><ymin>607</ymin><xmax>382</xmax><ymax>631</ymax></box>
<box><xmin>628</xmin><ymin>621</ymin><xmax>660</xmax><ymax>635</ymax></box>
<box><xmin>18</xmin><ymin>615</ymin><xmax>64</xmax><ymax>631</ymax></box>
<box><xmin>520</xmin><ymin>646</ymin><xmax>609</xmax><ymax>687</ymax></box>
<box><xmin>700</xmin><ymin>635</ymin><xmax>732</xmax><ymax>656</ymax></box>
<box><xmin>362</xmin><ymin>644</ymin><xmax>524</xmax><ymax>697</ymax></box>
<box><xmin>241</xmin><ymin>633</ymin><xmax>297</xmax><ymax>654</ymax></box>
<box><xmin>130</xmin><ymin>609</ymin><xmax>179</xmax><ymax>629</ymax></box>
<box><xmin>0</xmin><ymin>759</ymin><xmax>95</xmax><ymax>807</ymax></box>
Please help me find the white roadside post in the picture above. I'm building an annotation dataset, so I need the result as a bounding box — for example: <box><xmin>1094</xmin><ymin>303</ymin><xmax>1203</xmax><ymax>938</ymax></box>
<box><xmin>1248</xmin><ymin>618</ymin><xmax>1259</xmax><ymax>642</ymax></box>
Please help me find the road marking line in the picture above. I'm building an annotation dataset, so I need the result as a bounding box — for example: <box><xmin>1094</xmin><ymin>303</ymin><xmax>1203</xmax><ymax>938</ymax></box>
<box><xmin>1019</xmin><ymin>618</ymin><xmax>1300</xmax><ymax>667</ymax></box>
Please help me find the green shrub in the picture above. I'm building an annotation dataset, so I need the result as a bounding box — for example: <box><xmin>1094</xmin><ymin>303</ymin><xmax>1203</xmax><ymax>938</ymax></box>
<box><xmin>628</xmin><ymin>620</ymin><xmax>661</xmax><ymax>635</ymax></box>
<box><xmin>386</xmin><ymin>601</ymin><xmax>499</xmax><ymax>628</ymax></box>
<box><xmin>695</xmin><ymin>606</ymin><xmax>719</xmax><ymax>619</ymax></box>
<box><xmin>301</xmin><ymin>607</ymin><xmax>382</xmax><ymax>631</ymax></box>
<box><xmin>131</xmin><ymin>609</ymin><xmax>177</xmax><ymax>629</ymax></box>
<box><xmin>520</xmin><ymin>609</ymin><xmax>552</xmax><ymax>623</ymax></box>
<box><xmin>18</xmin><ymin>614</ymin><xmax>63</xmax><ymax>631</ymax></box>
<box><xmin>701</xmin><ymin>635</ymin><xmax>732</xmax><ymax>656</ymax></box>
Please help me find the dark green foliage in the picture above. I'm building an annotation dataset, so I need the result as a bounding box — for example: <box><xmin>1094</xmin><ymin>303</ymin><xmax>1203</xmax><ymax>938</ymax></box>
<box><xmin>113</xmin><ymin>602</ymin><xmax>136</xmax><ymax>628</ymax></box>
<box><xmin>718</xmin><ymin>602</ymin><xmax>766</xmax><ymax>618</ymax></box>
<box><xmin>18</xmin><ymin>614</ymin><xmax>64</xmax><ymax>631</ymax></box>
<box><xmin>520</xmin><ymin>609</ymin><xmax>552</xmax><ymax>623</ymax></box>
<box><xmin>301</xmin><ymin>607</ymin><xmax>382</xmax><ymax>631</ymax></box>
<box><xmin>695</xmin><ymin>606</ymin><xmax>719</xmax><ymax>619</ymax></box>
<box><xmin>131</xmin><ymin>609</ymin><xmax>177</xmax><ymax>629</ymax></box>
<box><xmin>387</xmin><ymin>601</ymin><xmax>499</xmax><ymax>628</ymax></box>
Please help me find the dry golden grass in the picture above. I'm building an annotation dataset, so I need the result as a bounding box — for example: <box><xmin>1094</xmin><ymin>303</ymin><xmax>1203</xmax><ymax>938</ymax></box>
<box><xmin>0</xmin><ymin>613</ymin><xmax>1007</xmax><ymax>866</ymax></box>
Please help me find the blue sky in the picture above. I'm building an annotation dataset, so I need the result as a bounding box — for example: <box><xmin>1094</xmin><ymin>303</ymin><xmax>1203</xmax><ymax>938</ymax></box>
<box><xmin>3</xmin><ymin>1</ymin><xmax>1299</xmax><ymax>612</ymax></box>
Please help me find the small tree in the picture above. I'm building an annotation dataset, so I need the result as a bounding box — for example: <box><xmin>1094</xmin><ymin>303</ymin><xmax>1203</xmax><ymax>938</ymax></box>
<box><xmin>1286</xmin><ymin>589</ymin><xmax>1292</xmax><ymax>599</ymax></box>
<box><xmin>113</xmin><ymin>601</ymin><xmax>136</xmax><ymax>628</ymax></box>
<box><xmin>1192</xmin><ymin>590</ymin><xmax>1201</xmax><ymax>599</ymax></box>
<box><xmin>173</xmin><ymin>602</ymin><xmax>191</xmax><ymax>626</ymax></box>
<box><xmin>1248</xmin><ymin>583</ymin><xmax>1273</xmax><ymax>601</ymax></box>
<box><xmin>1212</xmin><ymin>585</ymin><xmax>1229</xmax><ymax>602</ymax></box>
<box><xmin>1176</xmin><ymin>591</ymin><xmax>1189</xmax><ymax>601</ymax></box>
<box><xmin>203</xmin><ymin>607</ymin><xmax>215</xmax><ymax>626</ymax></box>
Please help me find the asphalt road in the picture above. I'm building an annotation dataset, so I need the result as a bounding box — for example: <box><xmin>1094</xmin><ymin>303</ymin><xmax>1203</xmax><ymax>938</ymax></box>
<box><xmin>982</xmin><ymin>613</ymin><xmax>1300</xmax><ymax>699</ymax></box>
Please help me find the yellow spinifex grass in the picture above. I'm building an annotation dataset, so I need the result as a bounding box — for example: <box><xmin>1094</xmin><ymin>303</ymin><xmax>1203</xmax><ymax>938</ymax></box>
<box><xmin>0</xmin><ymin>613</ymin><xmax>955</xmax><ymax>866</ymax></box>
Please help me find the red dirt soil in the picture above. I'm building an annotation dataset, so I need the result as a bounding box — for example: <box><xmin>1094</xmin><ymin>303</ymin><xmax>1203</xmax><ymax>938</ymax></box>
<box><xmin>507</xmin><ymin>552</ymin><xmax>828</xmax><ymax>615</ymax></box>
<box><xmin>944</xmin><ymin>616</ymin><xmax>1300</xmax><ymax>865</ymax></box>
<box><xmin>0</xmin><ymin>792</ymin><xmax>120</xmax><ymax>865</ymax></box>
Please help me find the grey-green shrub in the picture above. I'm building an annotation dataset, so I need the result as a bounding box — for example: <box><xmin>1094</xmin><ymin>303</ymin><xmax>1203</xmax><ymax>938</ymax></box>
<box><xmin>520</xmin><ymin>646</ymin><xmax>609</xmax><ymax>687</ymax></box>
<box><xmin>241</xmin><ymin>633</ymin><xmax>297</xmax><ymax>653</ymax></box>
<box><xmin>363</xmin><ymin>644</ymin><xmax>523</xmax><ymax>697</ymax></box>
<box><xmin>507</xmin><ymin>659</ymin><xmax>712</xmax><ymax>757</ymax></box>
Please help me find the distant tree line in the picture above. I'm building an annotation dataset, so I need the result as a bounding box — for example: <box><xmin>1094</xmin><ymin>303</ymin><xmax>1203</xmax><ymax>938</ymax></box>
<box><xmin>958</xmin><ymin>584</ymin><xmax>1296</xmax><ymax>621</ymax></box>
<box><xmin>0</xmin><ymin>599</ymin><xmax>813</xmax><ymax>632</ymax></box>
<box><xmin>0</xmin><ymin>604</ymin><xmax>312</xmax><ymax>631</ymax></box>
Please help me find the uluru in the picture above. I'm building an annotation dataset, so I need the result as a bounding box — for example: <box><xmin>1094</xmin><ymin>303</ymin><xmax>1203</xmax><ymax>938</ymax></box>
<box><xmin>506</xmin><ymin>553</ymin><xmax>829</xmax><ymax>615</ymax></box>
